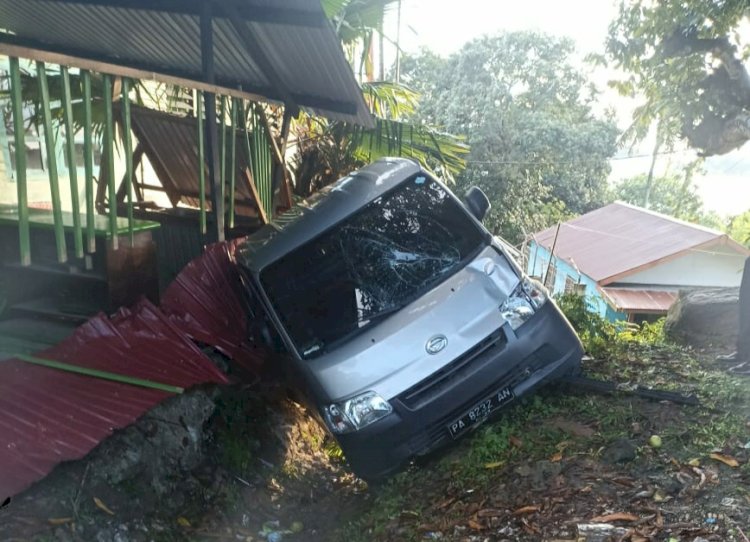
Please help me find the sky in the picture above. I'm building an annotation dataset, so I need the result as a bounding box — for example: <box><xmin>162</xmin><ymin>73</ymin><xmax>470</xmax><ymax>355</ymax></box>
<box><xmin>383</xmin><ymin>0</ymin><xmax>750</xmax><ymax>217</ymax></box>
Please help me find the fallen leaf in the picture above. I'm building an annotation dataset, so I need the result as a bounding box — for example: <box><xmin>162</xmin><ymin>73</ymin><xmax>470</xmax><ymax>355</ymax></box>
<box><xmin>687</xmin><ymin>458</ymin><xmax>701</xmax><ymax>467</ymax></box>
<box><xmin>710</xmin><ymin>453</ymin><xmax>740</xmax><ymax>467</ymax></box>
<box><xmin>510</xmin><ymin>435</ymin><xmax>523</xmax><ymax>448</ymax></box>
<box><xmin>590</xmin><ymin>512</ymin><xmax>639</xmax><ymax>523</ymax></box>
<box><xmin>468</xmin><ymin>518</ymin><xmax>482</xmax><ymax>530</ymax></box>
<box><xmin>48</xmin><ymin>517</ymin><xmax>74</xmax><ymax>525</ymax></box>
<box><xmin>93</xmin><ymin>497</ymin><xmax>114</xmax><ymax>516</ymax></box>
<box><xmin>177</xmin><ymin>517</ymin><xmax>191</xmax><ymax>528</ymax></box>
<box><xmin>513</xmin><ymin>505</ymin><xmax>540</xmax><ymax>516</ymax></box>
<box><xmin>550</xmin><ymin>418</ymin><xmax>595</xmax><ymax>437</ymax></box>
<box><xmin>549</xmin><ymin>452</ymin><xmax>563</xmax><ymax>462</ymax></box>
<box><xmin>484</xmin><ymin>461</ymin><xmax>504</xmax><ymax>469</ymax></box>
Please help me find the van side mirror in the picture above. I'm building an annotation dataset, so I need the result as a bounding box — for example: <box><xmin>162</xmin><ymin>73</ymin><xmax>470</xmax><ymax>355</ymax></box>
<box><xmin>464</xmin><ymin>186</ymin><xmax>491</xmax><ymax>222</ymax></box>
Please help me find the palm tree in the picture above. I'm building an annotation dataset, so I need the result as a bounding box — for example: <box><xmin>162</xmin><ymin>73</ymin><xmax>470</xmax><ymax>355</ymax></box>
<box><xmin>290</xmin><ymin>0</ymin><xmax>469</xmax><ymax>196</ymax></box>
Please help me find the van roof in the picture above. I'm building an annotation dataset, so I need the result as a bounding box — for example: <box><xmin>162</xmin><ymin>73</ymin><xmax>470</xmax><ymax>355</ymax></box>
<box><xmin>236</xmin><ymin>158</ymin><xmax>422</xmax><ymax>274</ymax></box>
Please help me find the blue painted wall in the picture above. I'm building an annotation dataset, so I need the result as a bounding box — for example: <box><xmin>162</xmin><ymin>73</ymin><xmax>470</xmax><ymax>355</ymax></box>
<box><xmin>527</xmin><ymin>241</ymin><xmax>627</xmax><ymax>321</ymax></box>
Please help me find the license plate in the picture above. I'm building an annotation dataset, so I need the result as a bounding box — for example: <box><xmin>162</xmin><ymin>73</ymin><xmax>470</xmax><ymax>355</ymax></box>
<box><xmin>447</xmin><ymin>386</ymin><xmax>515</xmax><ymax>438</ymax></box>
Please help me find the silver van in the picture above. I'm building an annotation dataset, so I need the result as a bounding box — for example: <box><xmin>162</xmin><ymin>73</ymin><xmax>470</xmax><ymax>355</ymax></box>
<box><xmin>237</xmin><ymin>158</ymin><xmax>582</xmax><ymax>480</ymax></box>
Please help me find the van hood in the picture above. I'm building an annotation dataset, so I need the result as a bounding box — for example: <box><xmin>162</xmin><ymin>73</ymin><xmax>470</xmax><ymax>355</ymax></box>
<box><xmin>307</xmin><ymin>245</ymin><xmax>519</xmax><ymax>401</ymax></box>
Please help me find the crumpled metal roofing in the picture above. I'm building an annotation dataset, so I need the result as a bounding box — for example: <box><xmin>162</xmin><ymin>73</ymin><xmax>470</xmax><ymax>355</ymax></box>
<box><xmin>0</xmin><ymin>299</ymin><xmax>229</xmax><ymax>499</ymax></box>
<box><xmin>0</xmin><ymin>0</ymin><xmax>373</xmax><ymax>126</ymax></box>
<box><xmin>161</xmin><ymin>239</ymin><xmax>269</xmax><ymax>379</ymax></box>
<box><xmin>600</xmin><ymin>287</ymin><xmax>677</xmax><ymax>313</ymax></box>
<box><xmin>532</xmin><ymin>202</ymin><xmax>748</xmax><ymax>285</ymax></box>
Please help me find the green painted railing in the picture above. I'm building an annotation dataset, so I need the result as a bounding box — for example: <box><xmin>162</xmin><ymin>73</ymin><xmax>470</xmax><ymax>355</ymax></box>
<box><xmin>82</xmin><ymin>70</ymin><xmax>96</xmax><ymax>254</ymax></box>
<box><xmin>37</xmin><ymin>61</ymin><xmax>67</xmax><ymax>263</ymax></box>
<box><xmin>197</xmin><ymin>92</ymin><xmax>207</xmax><ymax>235</ymax></box>
<box><xmin>102</xmin><ymin>73</ymin><xmax>118</xmax><ymax>250</ymax></box>
<box><xmin>121</xmin><ymin>78</ymin><xmax>135</xmax><ymax>246</ymax></box>
<box><xmin>8</xmin><ymin>57</ymin><xmax>30</xmax><ymax>266</ymax></box>
<box><xmin>60</xmin><ymin>65</ymin><xmax>84</xmax><ymax>259</ymax></box>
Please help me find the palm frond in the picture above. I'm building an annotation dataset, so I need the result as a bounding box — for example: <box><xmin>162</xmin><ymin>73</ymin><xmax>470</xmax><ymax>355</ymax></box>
<box><xmin>350</xmin><ymin>118</ymin><xmax>468</xmax><ymax>181</ymax></box>
<box><xmin>361</xmin><ymin>81</ymin><xmax>419</xmax><ymax>119</ymax></box>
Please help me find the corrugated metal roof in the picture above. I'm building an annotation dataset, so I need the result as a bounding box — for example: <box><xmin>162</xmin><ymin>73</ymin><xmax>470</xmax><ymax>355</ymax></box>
<box><xmin>601</xmin><ymin>287</ymin><xmax>677</xmax><ymax>313</ymax></box>
<box><xmin>161</xmin><ymin>239</ymin><xmax>268</xmax><ymax>379</ymax></box>
<box><xmin>532</xmin><ymin>202</ymin><xmax>748</xmax><ymax>284</ymax></box>
<box><xmin>0</xmin><ymin>0</ymin><xmax>373</xmax><ymax>126</ymax></box>
<box><xmin>0</xmin><ymin>299</ymin><xmax>229</xmax><ymax>499</ymax></box>
<box><xmin>127</xmin><ymin>105</ymin><xmax>259</xmax><ymax>213</ymax></box>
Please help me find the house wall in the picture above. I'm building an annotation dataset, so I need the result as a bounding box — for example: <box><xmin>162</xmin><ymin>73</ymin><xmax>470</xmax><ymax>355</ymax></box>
<box><xmin>527</xmin><ymin>241</ymin><xmax>625</xmax><ymax>320</ymax></box>
<box><xmin>615</xmin><ymin>244</ymin><xmax>747</xmax><ymax>287</ymax></box>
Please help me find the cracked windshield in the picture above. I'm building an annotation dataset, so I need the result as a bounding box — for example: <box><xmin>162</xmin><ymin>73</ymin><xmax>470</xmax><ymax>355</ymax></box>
<box><xmin>260</xmin><ymin>175</ymin><xmax>485</xmax><ymax>358</ymax></box>
<box><xmin>0</xmin><ymin>1</ymin><xmax>749</xmax><ymax>541</ymax></box>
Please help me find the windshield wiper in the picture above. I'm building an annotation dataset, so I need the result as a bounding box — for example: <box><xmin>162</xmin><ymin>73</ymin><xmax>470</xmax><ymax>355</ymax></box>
<box><xmin>356</xmin><ymin>304</ymin><xmax>403</xmax><ymax>325</ymax></box>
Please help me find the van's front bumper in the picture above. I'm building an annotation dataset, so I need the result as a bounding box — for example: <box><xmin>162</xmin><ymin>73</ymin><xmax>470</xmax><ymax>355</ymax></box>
<box><xmin>335</xmin><ymin>301</ymin><xmax>583</xmax><ymax>480</ymax></box>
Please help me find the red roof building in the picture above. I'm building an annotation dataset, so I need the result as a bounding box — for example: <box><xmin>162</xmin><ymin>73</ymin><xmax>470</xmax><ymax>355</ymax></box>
<box><xmin>528</xmin><ymin>202</ymin><xmax>749</xmax><ymax>321</ymax></box>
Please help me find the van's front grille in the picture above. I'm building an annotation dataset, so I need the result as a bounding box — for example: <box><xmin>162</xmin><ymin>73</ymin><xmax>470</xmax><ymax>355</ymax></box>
<box><xmin>397</xmin><ymin>328</ymin><xmax>506</xmax><ymax>409</ymax></box>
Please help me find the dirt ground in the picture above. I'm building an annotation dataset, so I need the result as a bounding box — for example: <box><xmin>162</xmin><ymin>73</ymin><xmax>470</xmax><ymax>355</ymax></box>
<box><xmin>2</xmin><ymin>344</ymin><xmax>749</xmax><ymax>542</ymax></box>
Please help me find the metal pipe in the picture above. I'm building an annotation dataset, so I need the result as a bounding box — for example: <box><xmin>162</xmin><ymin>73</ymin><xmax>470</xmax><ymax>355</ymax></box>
<box><xmin>9</xmin><ymin>57</ymin><xmax>30</xmax><ymax>266</ymax></box>
<box><xmin>197</xmin><ymin>92</ymin><xmax>206</xmax><ymax>235</ymax></box>
<box><xmin>61</xmin><ymin>65</ymin><xmax>84</xmax><ymax>258</ymax></box>
<box><xmin>121</xmin><ymin>77</ymin><xmax>134</xmax><ymax>246</ymax></box>
<box><xmin>82</xmin><ymin>70</ymin><xmax>96</xmax><ymax>253</ymax></box>
<box><xmin>37</xmin><ymin>61</ymin><xmax>67</xmax><ymax>263</ymax></box>
<box><xmin>102</xmin><ymin>74</ymin><xmax>118</xmax><ymax>249</ymax></box>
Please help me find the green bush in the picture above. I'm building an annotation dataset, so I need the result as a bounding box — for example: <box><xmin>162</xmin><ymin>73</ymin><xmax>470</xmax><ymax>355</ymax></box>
<box><xmin>554</xmin><ymin>293</ymin><xmax>666</xmax><ymax>357</ymax></box>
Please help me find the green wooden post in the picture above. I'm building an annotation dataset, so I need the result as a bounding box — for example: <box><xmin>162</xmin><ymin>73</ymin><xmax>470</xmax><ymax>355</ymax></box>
<box><xmin>197</xmin><ymin>92</ymin><xmax>207</xmax><ymax>235</ymax></box>
<box><xmin>37</xmin><ymin>61</ymin><xmax>67</xmax><ymax>263</ymax></box>
<box><xmin>219</xmin><ymin>95</ymin><xmax>227</xmax><ymax>216</ymax></box>
<box><xmin>82</xmin><ymin>70</ymin><xmax>96</xmax><ymax>253</ymax></box>
<box><xmin>61</xmin><ymin>66</ymin><xmax>84</xmax><ymax>258</ymax></box>
<box><xmin>228</xmin><ymin>97</ymin><xmax>237</xmax><ymax>229</ymax></box>
<box><xmin>121</xmin><ymin>78</ymin><xmax>134</xmax><ymax>246</ymax></box>
<box><xmin>102</xmin><ymin>74</ymin><xmax>118</xmax><ymax>250</ymax></box>
<box><xmin>9</xmin><ymin>57</ymin><xmax>30</xmax><ymax>266</ymax></box>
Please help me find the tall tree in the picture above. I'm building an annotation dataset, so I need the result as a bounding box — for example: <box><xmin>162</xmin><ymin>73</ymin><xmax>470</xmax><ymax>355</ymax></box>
<box><xmin>604</xmin><ymin>0</ymin><xmax>750</xmax><ymax>156</ymax></box>
<box><xmin>401</xmin><ymin>33</ymin><xmax>619</xmax><ymax>242</ymax></box>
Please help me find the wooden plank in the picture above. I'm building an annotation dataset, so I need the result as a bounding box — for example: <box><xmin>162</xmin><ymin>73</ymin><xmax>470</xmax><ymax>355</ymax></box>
<box><xmin>243</xmin><ymin>168</ymin><xmax>268</xmax><ymax>225</ymax></box>
<box><xmin>0</xmin><ymin>42</ymin><xmax>272</xmax><ymax>105</ymax></box>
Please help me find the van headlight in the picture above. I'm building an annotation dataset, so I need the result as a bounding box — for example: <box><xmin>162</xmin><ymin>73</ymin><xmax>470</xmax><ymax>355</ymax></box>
<box><xmin>323</xmin><ymin>391</ymin><xmax>393</xmax><ymax>434</ymax></box>
<box><xmin>500</xmin><ymin>278</ymin><xmax>548</xmax><ymax>330</ymax></box>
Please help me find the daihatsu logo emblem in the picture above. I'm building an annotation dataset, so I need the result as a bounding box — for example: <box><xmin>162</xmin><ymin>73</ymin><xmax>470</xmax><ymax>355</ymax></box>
<box><xmin>426</xmin><ymin>335</ymin><xmax>448</xmax><ymax>355</ymax></box>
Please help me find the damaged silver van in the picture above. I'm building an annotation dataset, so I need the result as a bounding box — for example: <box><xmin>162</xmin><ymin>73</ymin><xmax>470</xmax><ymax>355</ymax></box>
<box><xmin>237</xmin><ymin>158</ymin><xmax>582</xmax><ymax>480</ymax></box>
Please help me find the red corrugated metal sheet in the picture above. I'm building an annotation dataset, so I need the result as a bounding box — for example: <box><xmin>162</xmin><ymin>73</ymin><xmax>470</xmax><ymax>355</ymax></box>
<box><xmin>0</xmin><ymin>299</ymin><xmax>229</xmax><ymax>499</ymax></box>
<box><xmin>532</xmin><ymin>202</ymin><xmax>737</xmax><ymax>284</ymax></box>
<box><xmin>601</xmin><ymin>288</ymin><xmax>677</xmax><ymax>313</ymax></box>
<box><xmin>161</xmin><ymin>239</ymin><xmax>268</xmax><ymax>378</ymax></box>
